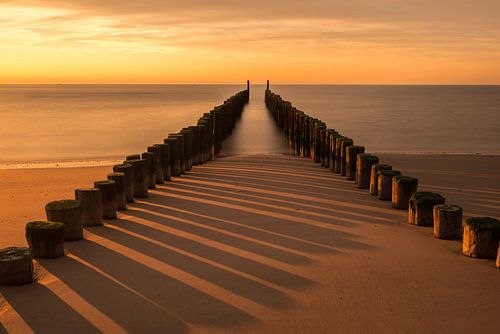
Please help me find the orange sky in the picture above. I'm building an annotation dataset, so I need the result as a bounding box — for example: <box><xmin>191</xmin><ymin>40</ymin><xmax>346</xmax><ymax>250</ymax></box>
<box><xmin>1</xmin><ymin>0</ymin><xmax>499</xmax><ymax>84</ymax></box>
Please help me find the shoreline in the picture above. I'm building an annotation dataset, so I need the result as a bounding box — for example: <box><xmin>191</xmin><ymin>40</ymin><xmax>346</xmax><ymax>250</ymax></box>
<box><xmin>1</xmin><ymin>152</ymin><xmax>499</xmax><ymax>170</ymax></box>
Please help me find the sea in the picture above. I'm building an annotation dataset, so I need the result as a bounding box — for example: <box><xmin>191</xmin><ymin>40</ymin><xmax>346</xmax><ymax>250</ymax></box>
<box><xmin>1</xmin><ymin>84</ymin><xmax>499</xmax><ymax>167</ymax></box>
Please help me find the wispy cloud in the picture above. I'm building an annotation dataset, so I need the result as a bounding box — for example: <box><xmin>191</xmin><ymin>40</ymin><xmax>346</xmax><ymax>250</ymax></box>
<box><xmin>1</xmin><ymin>0</ymin><xmax>499</xmax><ymax>83</ymax></box>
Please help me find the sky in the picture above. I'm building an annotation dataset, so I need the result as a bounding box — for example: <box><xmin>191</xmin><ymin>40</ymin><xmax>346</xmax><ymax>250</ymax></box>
<box><xmin>1</xmin><ymin>0</ymin><xmax>499</xmax><ymax>84</ymax></box>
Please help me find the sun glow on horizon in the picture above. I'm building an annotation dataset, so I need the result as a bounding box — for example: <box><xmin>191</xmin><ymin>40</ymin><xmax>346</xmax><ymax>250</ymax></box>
<box><xmin>1</xmin><ymin>1</ymin><xmax>500</xmax><ymax>84</ymax></box>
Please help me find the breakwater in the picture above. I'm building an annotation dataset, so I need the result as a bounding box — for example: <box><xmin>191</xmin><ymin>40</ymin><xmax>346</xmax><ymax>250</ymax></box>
<box><xmin>0</xmin><ymin>86</ymin><xmax>249</xmax><ymax>285</ymax></box>
<box><xmin>265</xmin><ymin>83</ymin><xmax>500</xmax><ymax>268</ymax></box>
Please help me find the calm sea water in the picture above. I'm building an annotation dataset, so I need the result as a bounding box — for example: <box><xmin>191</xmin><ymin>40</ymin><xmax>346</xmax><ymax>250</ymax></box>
<box><xmin>272</xmin><ymin>85</ymin><xmax>500</xmax><ymax>155</ymax></box>
<box><xmin>1</xmin><ymin>84</ymin><xmax>499</xmax><ymax>164</ymax></box>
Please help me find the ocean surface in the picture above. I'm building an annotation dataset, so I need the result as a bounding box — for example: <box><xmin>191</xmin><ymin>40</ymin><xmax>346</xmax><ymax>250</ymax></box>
<box><xmin>1</xmin><ymin>84</ymin><xmax>499</xmax><ymax>165</ymax></box>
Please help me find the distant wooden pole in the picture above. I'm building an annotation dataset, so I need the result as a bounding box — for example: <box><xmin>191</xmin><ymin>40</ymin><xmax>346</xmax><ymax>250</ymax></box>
<box><xmin>247</xmin><ymin>80</ymin><xmax>250</xmax><ymax>92</ymax></box>
<box><xmin>266</xmin><ymin>80</ymin><xmax>270</xmax><ymax>91</ymax></box>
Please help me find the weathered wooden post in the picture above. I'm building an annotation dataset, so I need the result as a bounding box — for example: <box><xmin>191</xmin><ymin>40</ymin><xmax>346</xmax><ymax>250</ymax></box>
<box><xmin>181</xmin><ymin>128</ymin><xmax>193</xmax><ymax>171</ymax></box>
<box><xmin>75</xmin><ymin>188</ymin><xmax>103</xmax><ymax>226</ymax></box>
<box><xmin>462</xmin><ymin>217</ymin><xmax>500</xmax><ymax>258</ymax></box>
<box><xmin>154</xmin><ymin>143</ymin><xmax>171</xmax><ymax>181</ymax></box>
<box><xmin>346</xmin><ymin>145</ymin><xmax>365</xmax><ymax>180</ymax></box>
<box><xmin>25</xmin><ymin>221</ymin><xmax>64</xmax><ymax>258</ymax></box>
<box><xmin>266</xmin><ymin>80</ymin><xmax>270</xmax><ymax>91</ymax></box>
<box><xmin>113</xmin><ymin>164</ymin><xmax>134</xmax><ymax>203</ymax></box>
<box><xmin>333</xmin><ymin>136</ymin><xmax>345</xmax><ymax>174</ymax></box>
<box><xmin>124</xmin><ymin>158</ymin><xmax>148</xmax><ymax>198</ymax></box>
<box><xmin>176</xmin><ymin>133</ymin><xmax>186</xmax><ymax>174</ymax></box>
<box><xmin>433</xmin><ymin>204</ymin><xmax>463</xmax><ymax>239</ymax></box>
<box><xmin>94</xmin><ymin>180</ymin><xmax>117</xmax><ymax>219</ymax></box>
<box><xmin>107</xmin><ymin>172</ymin><xmax>127</xmax><ymax>210</ymax></box>
<box><xmin>197</xmin><ymin>124</ymin><xmax>208</xmax><ymax>163</ymax></box>
<box><xmin>141</xmin><ymin>152</ymin><xmax>156</xmax><ymax>188</ymax></box>
<box><xmin>369</xmin><ymin>164</ymin><xmax>392</xmax><ymax>195</ymax></box>
<box><xmin>356</xmin><ymin>154</ymin><xmax>378</xmax><ymax>188</ymax></box>
<box><xmin>45</xmin><ymin>199</ymin><xmax>82</xmax><ymax>241</ymax></box>
<box><xmin>378</xmin><ymin>170</ymin><xmax>401</xmax><ymax>201</ymax></box>
<box><xmin>126</xmin><ymin>154</ymin><xmax>141</xmax><ymax>160</ymax></box>
<box><xmin>340</xmin><ymin>138</ymin><xmax>354</xmax><ymax>176</ymax></box>
<box><xmin>408</xmin><ymin>191</ymin><xmax>445</xmax><ymax>226</ymax></box>
<box><xmin>247</xmin><ymin>80</ymin><xmax>250</xmax><ymax>93</ymax></box>
<box><xmin>147</xmin><ymin>145</ymin><xmax>164</xmax><ymax>184</ymax></box>
<box><xmin>392</xmin><ymin>175</ymin><xmax>419</xmax><ymax>209</ymax></box>
<box><xmin>165</xmin><ymin>137</ymin><xmax>181</xmax><ymax>176</ymax></box>
<box><xmin>0</xmin><ymin>247</ymin><xmax>33</xmax><ymax>285</ymax></box>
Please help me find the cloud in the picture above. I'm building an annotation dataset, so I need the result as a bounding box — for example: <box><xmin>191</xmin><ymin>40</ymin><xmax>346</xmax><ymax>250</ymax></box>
<box><xmin>1</xmin><ymin>0</ymin><xmax>499</xmax><ymax>82</ymax></box>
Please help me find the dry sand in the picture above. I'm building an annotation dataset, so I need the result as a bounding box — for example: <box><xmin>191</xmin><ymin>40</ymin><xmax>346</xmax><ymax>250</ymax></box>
<box><xmin>0</xmin><ymin>153</ymin><xmax>499</xmax><ymax>333</ymax></box>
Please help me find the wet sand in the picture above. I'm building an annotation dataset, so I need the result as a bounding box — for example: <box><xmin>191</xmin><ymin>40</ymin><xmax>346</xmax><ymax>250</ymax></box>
<box><xmin>0</xmin><ymin>153</ymin><xmax>499</xmax><ymax>333</ymax></box>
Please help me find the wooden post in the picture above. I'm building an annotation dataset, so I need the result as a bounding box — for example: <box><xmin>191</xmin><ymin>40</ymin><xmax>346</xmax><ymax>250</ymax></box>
<box><xmin>340</xmin><ymin>138</ymin><xmax>354</xmax><ymax>176</ymax></box>
<box><xmin>107</xmin><ymin>173</ymin><xmax>127</xmax><ymax>210</ymax></box>
<box><xmin>147</xmin><ymin>146</ymin><xmax>164</xmax><ymax>184</ymax></box>
<box><xmin>369</xmin><ymin>164</ymin><xmax>392</xmax><ymax>195</ymax></box>
<box><xmin>94</xmin><ymin>180</ymin><xmax>117</xmax><ymax>219</ymax></box>
<box><xmin>172</xmin><ymin>133</ymin><xmax>186</xmax><ymax>174</ymax></box>
<box><xmin>408</xmin><ymin>191</ymin><xmax>445</xmax><ymax>226</ymax></box>
<box><xmin>378</xmin><ymin>170</ymin><xmax>401</xmax><ymax>201</ymax></box>
<box><xmin>45</xmin><ymin>199</ymin><xmax>82</xmax><ymax>241</ymax></box>
<box><xmin>141</xmin><ymin>152</ymin><xmax>156</xmax><ymax>189</ymax></box>
<box><xmin>346</xmin><ymin>145</ymin><xmax>365</xmax><ymax>180</ymax></box>
<box><xmin>180</xmin><ymin>128</ymin><xmax>194</xmax><ymax>171</ymax></box>
<box><xmin>333</xmin><ymin>136</ymin><xmax>346</xmax><ymax>174</ymax></box>
<box><xmin>266</xmin><ymin>80</ymin><xmax>269</xmax><ymax>91</ymax></box>
<box><xmin>124</xmin><ymin>159</ymin><xmax>148</xmax><ymax>198</ymax></box>
<box><xmin>392</xmin><ymin>175</ymin><xmax>419</xmax><ymax>209</ymax></box>
<box><xmin>25</xmin><ymin>221</ymin><xmax>64</xmax><ymax>258</ymax></box>
<box><xmin>75</xmin><ymin>188</ymin><xmax>103</xmax><ymax>226</ymax></box>
<box><xmin>247</xmin><ymin>80</ymin><xmax>250</xmax><ymax>93</ymax></box>
<box><xmin>433</xmin><ymin>204</ymin><xmax>463</xmax><ymax>239</ymax></box>
<box><xmin>356</xmin><ymin>154</ymin><xmax>378</xmax><ymax>188</ymax></box>
<box><xmin>0</xmin><ymin>247</ymin><xmax>33</xmax><ymax>285</ymax></box>
<box><xmin>113</xmin><ymin>164</ymin><xmax>134</xmax><ymax>203</ymax></box>
<box><xmin>462</xmin><ymin>217</ymin><xmax>500</xmax><ymax>258</ymax></box>
<box><xmin>154</xmin><ymin>143</ymin><xmax>171</xmax><ymax>181</ymax></box>
<box><xmin>165</xmin><ymin>137</ymin><xmax>181</xmax><ymax>176</ymax></box>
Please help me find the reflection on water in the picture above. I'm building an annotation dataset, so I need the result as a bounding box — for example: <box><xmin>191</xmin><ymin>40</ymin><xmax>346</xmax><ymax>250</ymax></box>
<box><xmin>220</xmin><ymin>89</ymin><xmax>290</xmax><ymax>156</ymax></box>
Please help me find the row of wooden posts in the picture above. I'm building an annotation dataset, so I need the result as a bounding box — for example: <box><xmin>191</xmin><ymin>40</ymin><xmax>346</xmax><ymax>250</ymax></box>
<box><xmin>0</xmin><ymin>86</ymin><xmax>250</xmax><ymax>286</ymax></box>
<box><xmin>264</xmin><ymin>82</ymin><xmax>500</xmax><ymax>269</ymax></box>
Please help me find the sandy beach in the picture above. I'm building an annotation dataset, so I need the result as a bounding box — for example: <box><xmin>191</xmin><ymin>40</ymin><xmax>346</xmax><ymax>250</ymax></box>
<box><xmin>1</xmin><ymin>153</ymin><xmax>499</xmax><ymax>333</ymax></box>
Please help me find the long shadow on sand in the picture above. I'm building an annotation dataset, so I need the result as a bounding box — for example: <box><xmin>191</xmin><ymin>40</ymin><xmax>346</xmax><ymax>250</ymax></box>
<box><xmin>0</xmin><ymin>282</ymin><xmax>101</xmax><ymax>333</ymax></box>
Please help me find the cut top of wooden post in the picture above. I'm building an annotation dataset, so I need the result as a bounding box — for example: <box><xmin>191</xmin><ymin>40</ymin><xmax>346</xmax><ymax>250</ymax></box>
<box><xmin>464</xmin><ymin>217</ymin><xmax>500</xmax><ymax>237</ymax></box>
<box><xmin>393</xmin><ymin>175</ymin><xmax>418</xmax><ymax>185</ymax></box>
<box><xmin>409</xmin><ymin>191</ymin><xmax>445</xmax><ymax>206</ymax></box>
<box><xmin>26</xmin><ymin>220</ymin><xmax>64</xmax><ymax>231</ymax></box>
<box><xmin>45</xmin><ymin>199</ymin><xmax>80</xmax><ymax>211</ymax></box>
<box><xmin>0</xmin><ymin>247</ymin><xmax>32</xmax><ymax>261</ymax></box>
<box><xmin>126</xmin><ymin>154</ymin><xmax>141</xmax><ymax>161</ymax></box>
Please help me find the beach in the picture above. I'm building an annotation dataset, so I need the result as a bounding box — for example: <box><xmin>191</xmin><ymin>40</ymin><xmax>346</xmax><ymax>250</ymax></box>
<box><xmin>1</xmin><ymin>153</ymin><xmax>499</xmax><ymax>333</ymax></box>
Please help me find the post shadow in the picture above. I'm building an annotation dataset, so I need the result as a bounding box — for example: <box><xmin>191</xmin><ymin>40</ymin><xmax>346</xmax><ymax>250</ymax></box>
<box><xmin>92</xmin><ymin>217</ymin><xmax>315</xmax><ymax>289</ymax></box>
<box><xmin>166</xmin><ymin>178</ymin><xmax>398</xmax><ymax>226</ymax></box>
<box><xmin>88</xmin><ymin>224</ymin><xmax>293</xmax><ymax>309</ymax></box>
<box><xmin>161</xmin><ymin>181</ymin><xmax>363</xmax><ymax>228</ymax></box>
<box><xmin>135</xmin><ymin>200</ymin><xmax>335</xmax><ymax>255</ymax></box>
<box><xmin>62</xmin><ymin>239</ymin><xmax>256</xmax><ymax>328</ymax></box>
<box><xmin>146</xmin><ymin>188</ymin><xmax>373</xmax><ymax>250</ymax></box>
<box><xmin>38</xmin><ymin>256</ymin><xmax>188</xmax><ymax>333</ymax></box>
<box><xmin>0</xmin><ymin>283</ymin><xmax>101</xmax><ymax>334</ymax></box>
